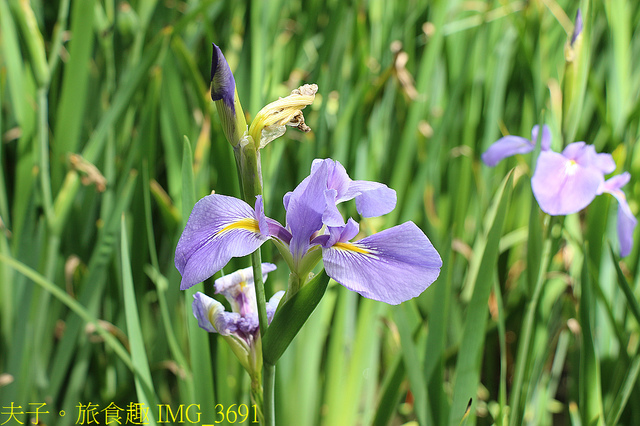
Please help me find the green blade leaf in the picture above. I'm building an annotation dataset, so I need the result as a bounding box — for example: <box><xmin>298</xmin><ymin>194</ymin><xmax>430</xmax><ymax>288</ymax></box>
<box><xmin>448</xmin><ymin>170</ymin><xmax>513</xmax><ymax>425</ymax></box>
<box><xmin>120</xmin><ymin>215</ymin><xmax>158</xmax><ymax>425</ymax></box>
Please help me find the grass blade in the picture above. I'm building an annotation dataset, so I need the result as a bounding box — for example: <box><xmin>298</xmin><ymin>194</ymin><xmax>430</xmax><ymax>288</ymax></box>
<box><xmin>448</xmin><ymin>171</ymin><xmax>513</xmax><ymax>425</ymax></box>
<box><xmin>120</xmin><ymin>215</ymin><xmax>158</xmax><ymax>425</ymax></box>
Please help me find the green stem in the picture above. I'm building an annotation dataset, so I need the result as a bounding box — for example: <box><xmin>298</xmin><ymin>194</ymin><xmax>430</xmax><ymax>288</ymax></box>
<box><xmin>251</xmin><ymin>243</ymin><xmax>274</xmax><ymax>426</ymax></box>
<box><xmin>251</xmin><ymin>249</ymin><xmax>269</xmax><ymax>336</ymax></box>
<box><xmin>263</xmin><ymin>363</ymin><xmax>275</xmax><ymax>426</ymax></box>
<box><xmin>509</xmin><ymin>216</ymin><xmax>553</xmax><ymax>424</ymax></box>
<box><xmin>250</xmin><ymin>374</ymin><xmax>265</xmax><ymax>424</ymax></box>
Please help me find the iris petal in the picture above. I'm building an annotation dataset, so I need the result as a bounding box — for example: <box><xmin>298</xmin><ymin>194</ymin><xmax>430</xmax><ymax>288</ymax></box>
<box><xmin>601</xmin><ymin>173</ymin><xmax>637</xmax><ymax>257</ymax></box>
<box><xmin>481</xmin><ymin>135</ymin><xmax>535</xmax><ymax>167</ymax></box>
<box><xmin>285</xmin><ymin>161</ymin><xmax>329</xmax><ymax>260</ymax></box>
<box><xmin>531</xmin><ymin>150</ymin><xmax>603</xmax><ymax>215</ymax></box>
<box><xmin>266</xmin><ymin>291</ymin><xmax>285</xmax><ymax>323</ymax></box>
<box><xmin>192</xmin><ymin>292</ymin><xmax>219</xmax><ymax>333</ymax></box>
<box><xmin>175</xmin><ymin>194</ymin><xmax>268</xmax><ymax>290</ymax></box>
<box><xmin>322</xmin><ymin>222</ymin><xmax>442</xmax><ymax>305</ymax></box>
<box><xmin>344</xmin><ymin>181</ymin><xmax>397</xmax><ymax>218</ymax></box>
<box><xmin>531</xmin><ymin>125</ymin><xmax>551</xmax><ymax>151</ymax></box>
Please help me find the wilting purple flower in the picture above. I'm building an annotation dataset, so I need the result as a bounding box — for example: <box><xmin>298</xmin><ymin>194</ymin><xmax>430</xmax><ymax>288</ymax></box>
<box><xmin>481</xmin><ymin>125</ymin><xmax>551</xmax><ymax>167</ymax></box>
<box><xmin>531</xmin><ymin>141</ymin><xmax>616</xmax><ymax>215</ymax></box>
<box><xmin>599</xmin><ymin>173</ymin><xmax>637</xmax><ymax>256</ymax></box>
<box><xmin>192</xmin><ymin>264</ymin><xmax>284</xmax><ymax>371</ymax></box>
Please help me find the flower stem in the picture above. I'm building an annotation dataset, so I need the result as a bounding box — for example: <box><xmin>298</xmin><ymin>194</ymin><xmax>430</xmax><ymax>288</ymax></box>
<box><xmin>251</xmin><ymin>249</ymin><xmax>268</xmax><ymax>336</ymax></box>
<box><xmin>263</xmin><ymin>363</ymin><xmax>276</xmax><ymax>426</ymax></box>
<box><xmin>250</xmin><ymin>248</ymin><xmax>274</xmax><ymax>426</ymax></box>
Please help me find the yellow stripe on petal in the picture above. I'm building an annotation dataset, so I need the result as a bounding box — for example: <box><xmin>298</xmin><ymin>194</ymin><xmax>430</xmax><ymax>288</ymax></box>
<box><xmin>218</xmin><ymin>218</ymin><xmax>260</xmax><ymax>235</ymax></box>
<box><xmin>333</xmin><ymin>242</ymin><xmax>372</xmax><ymax>255</ymax></box>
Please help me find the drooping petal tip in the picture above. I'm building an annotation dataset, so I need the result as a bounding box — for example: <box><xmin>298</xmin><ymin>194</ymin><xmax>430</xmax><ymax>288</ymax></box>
<box><xmin>601</xmin><ymin>173</ymin><xmax>637</xmax><ymax>257</ymax></box>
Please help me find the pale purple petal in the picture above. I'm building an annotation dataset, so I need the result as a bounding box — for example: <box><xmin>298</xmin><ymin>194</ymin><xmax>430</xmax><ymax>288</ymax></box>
<box><xmin>322</xmin><ymin>222</ymin><xmax>442</xmax><ymax>305</ymax></box>
<box><xmin>193</xmin><ymin>292</ymin><xmax>249</xmax><ymax>336</ymax></box>
<box><xmin>322</xmin><ymin>218</ymin><xmax>360</xmax><ymax>248</ymax></box>
<box><xmin>600</xmin><ymin>173</ymin><xmax>637</xmax><ymax>257</ymax></box>
<box><xmin>481</xmin><ymin>135</ymin><xmax>535</xmax><ymax>167</ymax></box>
<box><xmin>192</xmin><ymin>292</ymin><xmax>219</xmax><ymax>333</ymax></box>
<box><xmin>322</xmin><ymin>159</ymin><xmax>351</xmax><ymax>199</ymax></box>
<box><xmin>565</xmin><ymin>142</ymin><xmax>616</xmax><ymax>174</ymax></box>
<box><xmin>285</xmin><ymin>161</ymin><xmax>330</xmax><ymax>260</ymax></box>
<box><xmin>175</xmin><ymin>194</ymin><xmax>268</xmax><ymax>290</ymax></box>
<box><xmin>322</xmin><ymin>188</ymin><xmax>344</xmax><ymax>226</ymax></box>
<box><xmin>531</xmin><ymin>125</ymin><xmax>551</xmax><ymax>151</ymax></box>
<box><xmin>531</xmin><ymin>150</ymin><xmax>603</xmax><ymax>215</ymax></box>
<box><xmin>599</xmin><ymin>172</ymin><xmax>630</xmax><ymax>194</ymax></box>
<box><xmin>314</xmin><ymin>158</ymin><xmax>397</xmax><ymax>219</ymax></box>
<box><xmin>266</xmin><ymin>290</ymin><xmax>285</xmax><ymax>323</ymax></box>
<box><xmin>255</xmin><ymin>196</ymin><xmax>269</xmax><ymax>236</ymax></box>
<box><xmin>192</xmin><ymin>291</ymin><xmax>256</xmax><ymax>337</ymax></box>
<box><xmin>616</xmin><ymin>201</ymin><xmax>637</xmax><ymax>257</ymax></box>
<box><xmin>343</xmin><ymin>181</ymin><xmax>397</xmax><ymax>218</ymax></box>
<box><xmin>266</xmin><ymin>218</ymin><xmax>292</xmax><ymax>244</ymax></box>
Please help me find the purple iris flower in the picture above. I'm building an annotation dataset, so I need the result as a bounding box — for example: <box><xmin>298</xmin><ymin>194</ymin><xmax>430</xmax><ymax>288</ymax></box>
<box><xmin>175</xmin><ymin>159</ymin><xmax>442</xmax><ymax>305</ymax></box>
<box><xmin>482</xmin><ymin>125</ymin><xmax>636</xmax><ymax>256</ymax></box>
<box><xmin>531</xmin><ymin>141</ymin><xmax>615</xmax><ymax>215</ymax></box>
<box><xmin>277</xmin><ymin>159</ymin><xmax>441</xmax><ymax>304</ymax></box>
<box><xmin>192</xmin><ymin>264</ymin><xmax>284</xmax><ymax>371</ymax></box>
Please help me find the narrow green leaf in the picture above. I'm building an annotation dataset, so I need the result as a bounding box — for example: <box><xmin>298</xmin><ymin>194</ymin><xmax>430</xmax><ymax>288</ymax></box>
<box><xmin>579</xmin><ymin>246</ymin><xmax>604</xmax><ymax>426</ymax></box>
<box><xmin>448</xmin><ymin>171</ymin><xmax>513</xmax><ymax>425</ymax></box>
<box><xmin>606</xmin><ymin>355</ymin><xmax>640</xmax><ymax>425</ymax></box>
<box><xmin>609</xmin><ymin>246</ymin><xmax>640</xmax><ymax>326</ymax></box>
<box><xmin>120</xmin><ymin>215</ymin><xmax>158</xmax><ymax>425</ymax></box>
<box><xmin>393</xmin><ymin>303</ymin><xmax>431</xmax><ymax>426</ymax></box>
<box><xmin>372</xmin><ymin>351</ymin><xmax>405</xmax><ymax>426</ymax></box>
<box><xmin>51</xmin><ymin>0</ymin><xmax>95</xmax><ymax>179</ymax></box>
<box><xmin>0</xmin><ymin>253</ymin><xmax>133</xmax><ymax>370</ymax></box>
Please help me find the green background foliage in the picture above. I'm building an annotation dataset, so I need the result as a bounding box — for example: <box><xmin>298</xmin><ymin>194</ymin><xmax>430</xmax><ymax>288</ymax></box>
<box><xmin>1</xmin><ymin>0</ymin><xmax>639</xmax><ymax>424</ymax></box>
